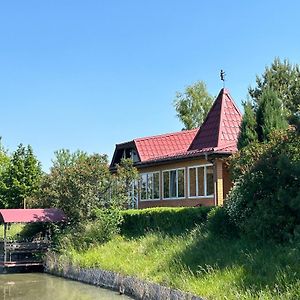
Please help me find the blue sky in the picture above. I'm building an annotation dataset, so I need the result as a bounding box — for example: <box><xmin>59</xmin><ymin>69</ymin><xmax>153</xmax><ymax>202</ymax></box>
<box><xmin>0</xmin><ymin>1</ymin><xmax>299</xmax><ymax>171</ymax></box>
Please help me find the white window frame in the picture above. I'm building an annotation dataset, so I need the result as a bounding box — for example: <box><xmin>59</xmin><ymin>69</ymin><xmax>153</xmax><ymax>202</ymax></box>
<box><xmin>188</xmin><ymin>164</ymin><xmax>214</xmax><ymax>198</ymax></box>
<box><xmin>139</xmin><ymin>171</ymin><xmax>160</xmax><ymax>201</ymax></box>
<box><xmin>162</xmin><ymin>168</ymin><xmax>185</xmax><ymax>200</ymax></box>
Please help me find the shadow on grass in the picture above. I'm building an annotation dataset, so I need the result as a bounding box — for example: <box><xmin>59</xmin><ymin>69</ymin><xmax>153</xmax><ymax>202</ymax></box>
<box><xmin>169</xmin><ymin>228</ymin><xmax>300</xmax><ymax>295</ymax></box>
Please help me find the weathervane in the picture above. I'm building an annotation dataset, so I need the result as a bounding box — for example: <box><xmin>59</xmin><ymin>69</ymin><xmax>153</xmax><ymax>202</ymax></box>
<box><xmin>220</xmin><ymin>69</ymin><xmax>226</xmax><ymax>88</ymax></box>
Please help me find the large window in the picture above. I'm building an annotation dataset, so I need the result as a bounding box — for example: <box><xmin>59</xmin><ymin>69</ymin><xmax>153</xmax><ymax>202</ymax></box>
<box><xmin>140</xmin><ymin>172</ymin><xmax>160</xmax><ymax>200</ymax></box>
<box><xmin>188</xmin><ymin>165</ymin><xmax>214</xmax><ymax>197</ymax></box>
<box><xmin>163</xmin><ymin>168</ymin><xmax>185</xmax><ymax>199</ymax></box>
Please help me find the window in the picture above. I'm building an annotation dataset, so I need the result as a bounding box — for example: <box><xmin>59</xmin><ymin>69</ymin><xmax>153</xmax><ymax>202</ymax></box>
<box><xmin>140</xmin><ymin>172</ymin><xmax>160</xmax><ymax>200</ymax></box>
<box><xmin>163</xmin><ymin>168</ymin><xmax>185</xmax><ymax>199</ymax></box>
<box><xmin>188</xmin><ymin>165</ymin><xmax>214</xmax><ymax>197</ymax></box>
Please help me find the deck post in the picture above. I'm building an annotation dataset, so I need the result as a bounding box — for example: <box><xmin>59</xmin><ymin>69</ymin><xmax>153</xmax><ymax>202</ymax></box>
<box><xmin>3</xmin><ymin>223</ymin><xmax>7</xmax><ymax>266</ymax></box>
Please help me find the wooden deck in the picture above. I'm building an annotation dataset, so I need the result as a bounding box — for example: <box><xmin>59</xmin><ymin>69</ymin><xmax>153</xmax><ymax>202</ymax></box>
<box><xmin>0</xmin><ymin>239</ymin><xmax>50</xmax><ymax>270</ymax></box>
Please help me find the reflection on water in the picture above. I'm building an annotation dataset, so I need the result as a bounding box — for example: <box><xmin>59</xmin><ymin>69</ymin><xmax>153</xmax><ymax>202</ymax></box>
<box><xmin>0</xmin><ymin>273</ymin><xmax>133</xmax><ymax>300</ymax></box>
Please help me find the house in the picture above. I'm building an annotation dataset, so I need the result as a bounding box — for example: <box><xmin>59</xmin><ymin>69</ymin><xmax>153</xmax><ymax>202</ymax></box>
<box><xmin>110</xmin><ymin>88</ymin><xmax>242</xmax><ymax>209</ymax></box>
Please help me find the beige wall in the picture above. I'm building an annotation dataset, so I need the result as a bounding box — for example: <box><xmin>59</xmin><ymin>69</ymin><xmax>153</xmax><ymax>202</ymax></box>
<box><xmin>135</xmin><ymin>158</ymin><xmax>229</xmax><ymax>209</ymax></box>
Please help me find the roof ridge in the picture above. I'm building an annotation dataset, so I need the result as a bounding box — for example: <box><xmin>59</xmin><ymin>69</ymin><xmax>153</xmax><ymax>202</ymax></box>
<box><xmin>216</xmin><ymin>89</ymin><xmax>226</xmax><ymax>147</ymax></box>
<box><xmin>134</xmin><ymin>128</ymin><xmax>198</xmax><ymax>142</ymax></box>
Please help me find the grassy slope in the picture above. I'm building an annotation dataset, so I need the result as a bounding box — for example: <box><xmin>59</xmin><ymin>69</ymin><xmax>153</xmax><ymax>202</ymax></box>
<box><xmin>60</xmin><ymin>226</ymin><xmax>300</xmax><ymax>300</ymax></box>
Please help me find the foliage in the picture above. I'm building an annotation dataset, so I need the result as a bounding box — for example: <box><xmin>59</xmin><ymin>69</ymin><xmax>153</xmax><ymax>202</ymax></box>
<box><xmin>110</xmin><ymin>158</ymin><xmax>139</xmax><ymax>208</ymax></box>
<box><xmin>226</xmin><ymin>129</ymin><xmax>300</xmax><ymax>241</ymax></box>
<box><xmin>206</xmin><ymin>206</ymin><xmax>239</xmax><ymax>238</ymax></box>
<box><xmin>237</xmin><ymin>100</ymin><xmax>258</xmax><ymax>149</ymax></box>
<box><xmin>0</xmin><ymin>138</ymin><xmax>10</xmax><ymax>207</ymax></box>
<box><xmin>33</xmin><ymin>150</ymin><xmax>112</xmax><ymax>223</ymax></box>
<box><xmin>58</xmin><ymin>209</ymin><xmax>123</xmax><ymax>250</ymax></box>
<box><xmin>256</xmin><ymin>89</ymin><xmax>288</xmax><ymax>141</ymax></box>
<box><xmin>174</xmin><ymin>81</ymin><xmax>213</xmax><ymax>130</ymax></box>
<box><xmin>249</xmin><ymin>57</ymin><xmax>300</xmax><ymax>119</ymax></box>
<box><xmin>1</xmin><ymin>144</ymin><xmax>42</xmax><ymax>208</ymax></box>
<box><xmin>120</xmin><ymin>206</ymin><xmax>211</xmax><ymax>236</ymax></box>
<box><xmin>33</xmin><ymin>150</ymin><xmax>138</xmax><ymax>224</ymax></box>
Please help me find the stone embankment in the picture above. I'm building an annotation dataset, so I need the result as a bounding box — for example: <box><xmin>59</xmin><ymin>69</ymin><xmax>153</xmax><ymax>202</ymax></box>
<box><xmin>44</xmin><ymin>253</ymin><xmax>205</xmax><ymax>300</ymax></box>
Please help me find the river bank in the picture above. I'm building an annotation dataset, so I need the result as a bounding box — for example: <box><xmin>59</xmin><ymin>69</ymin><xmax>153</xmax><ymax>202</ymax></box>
<box><xmin>44</xmin><ymin>252</ymin><xmax>204</xmax><ymax>300</ymax></box>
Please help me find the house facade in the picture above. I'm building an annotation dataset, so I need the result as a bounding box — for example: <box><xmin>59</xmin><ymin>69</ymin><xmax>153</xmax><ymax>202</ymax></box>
<box><xmin>110</xmin><ymin>88</ymin><xmax>242</xmax><ymax>208</ymax></box>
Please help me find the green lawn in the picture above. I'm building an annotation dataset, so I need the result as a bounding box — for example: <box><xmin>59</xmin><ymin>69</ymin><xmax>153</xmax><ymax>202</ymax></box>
<box><xmin>58</xmin><ymin>226</ymin><xmax>300</xmax><ymax>300</ymax></box>
<box><xmin>0</xmin><ymin>224</ymin><xmax>25</xmax><ymax>240</ymax></box>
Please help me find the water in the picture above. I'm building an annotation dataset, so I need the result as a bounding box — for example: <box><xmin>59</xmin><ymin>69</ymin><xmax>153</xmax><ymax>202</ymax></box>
<box><xmin>0</xmin><ymin>273</ymin><xmax>133</xmax><ymax>300</ymax></box>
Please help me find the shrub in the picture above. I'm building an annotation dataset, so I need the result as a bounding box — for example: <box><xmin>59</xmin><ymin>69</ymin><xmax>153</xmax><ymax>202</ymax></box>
<box><xmin>206</xmin><ymin>206</ymin><xmax>239</xmax><ymax>238</ymax></box>
<box><xmin>226</xmin><ymin>129</ymin><xmax>300</xmax><ymax>241</ymax></box>
<box><xmin>120</xmin><ymin>206</ymin><xmax>211</xmax><ymax>236</ymax></box>
<box><xmin>58</xmin><ymin>208</ymin><xmax>123</xmax><ymax>250</ymax></box>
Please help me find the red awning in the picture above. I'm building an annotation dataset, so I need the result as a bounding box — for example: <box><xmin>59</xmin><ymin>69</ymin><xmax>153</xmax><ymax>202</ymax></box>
<box><xmin>0</xmin><ymin>208</ymin><xmax>67</xmax><ymax>223</ymax></box>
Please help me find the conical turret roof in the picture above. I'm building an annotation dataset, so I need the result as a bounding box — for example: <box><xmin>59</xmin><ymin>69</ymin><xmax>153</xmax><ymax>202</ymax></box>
<box><xmin>189</xmin><ymin>88</ymin><xmax>242</xmax><ymax>152</ymax></box>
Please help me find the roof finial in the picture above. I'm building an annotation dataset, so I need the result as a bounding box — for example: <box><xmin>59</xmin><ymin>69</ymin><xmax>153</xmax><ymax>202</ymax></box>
<box><xmin>220</xmin><ymin>69</ymin><xmax>226</xmax><ymax>88</ymax></box>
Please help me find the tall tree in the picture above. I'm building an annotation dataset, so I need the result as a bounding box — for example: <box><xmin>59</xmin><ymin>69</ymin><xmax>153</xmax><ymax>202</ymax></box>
<box><xmin>174</xmin><ymin>81</ymin><xmax>213</xmax><ymax>130</ymax></box>
<box><xmin>0</xmin><ymin>138</ymin><xmax>10</xmax><ymax>208</ymax></box>
<box><xmin>256</xmin><ymin>89</ymin><xmax>288</xmax><ymax>142</ymax></box>
<box><xmin>34</xmin><ymin>150</ymin><xmax>138</xmax><ymax>223</ymax></box>
<box><xmin>237</xmin><ymin>100</ymin><xmax>258</xmax><ymax>149</ymax></box>
<box><xmin>5</xmin><ymin>144</ymin><xmax>42</xmax><ymax>208</ymax></box>
<box><xmin>249</xmin><ymin>57</ymin><xmax>300</xmax><ymax>120</ymax></box>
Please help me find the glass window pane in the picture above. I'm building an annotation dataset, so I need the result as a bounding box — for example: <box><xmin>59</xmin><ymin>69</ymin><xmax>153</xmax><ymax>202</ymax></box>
<box><xmin>163</xmin><ymin>171</ymin><xmax>169</xmax><ymax>198</ymax></box>
<box><xmin>153</xmin><ymin>173</ymin><xmax>160</xmax><ymax>199</ymax></box>
<box><xmin>206</xmin><ymin>166</ymin><xmax>214</xmax><ymax>196</ymax></box>
<box><xmin>147</xmin><ymin>174</ymin><xmax>153</xmax><ymax>199</ymax></box>
<box><xmin>189</xmin><ymin>168</ymin><xmax>196</xmax><ymax>197</ymax></box>
<box><xmin>170</xmin><ymin>170</ymin><xmax>177</xmax><ymax>198</ymax></box>
<box><xmin>140</xmin><ymin>174</ymin><xmax>147</xmax><ymax>200</ymax></box>
<box><xmin>178</xmin><ymin>169</ymin><xmax>185</xmax><ymax>197</ymax></box>
<box><xmin>197</xmin><ymin>167</ymin><xmax>205</xmax><ymax>196</ymax></box>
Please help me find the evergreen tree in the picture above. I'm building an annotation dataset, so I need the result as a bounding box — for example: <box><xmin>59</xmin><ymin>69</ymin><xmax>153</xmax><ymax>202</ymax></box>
<box><xmin>249</xmin><ymin>57</ymin><xmax>300</xmax><ymax>120</ymax></box>
<box><xmin>237</xmin><ymin>101</ymin><xmax>258</xmax><ymax>149</ymax></box>
<box><xmin>256</xmin><ymin>89</ymin><xmax>288</xmax><ymax>142</ymax></box>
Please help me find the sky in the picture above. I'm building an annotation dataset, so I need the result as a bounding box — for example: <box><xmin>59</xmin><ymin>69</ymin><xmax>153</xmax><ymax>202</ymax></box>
<box><xmin>0</xmin><ymin>1</ymin><xmax>300</xmax><ymax>171</ymax></box>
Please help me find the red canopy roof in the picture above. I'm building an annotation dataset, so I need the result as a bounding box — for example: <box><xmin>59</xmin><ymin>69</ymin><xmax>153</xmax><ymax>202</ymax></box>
<box><xmin>0</xmin><ymin>208</ymin><xmax>67</xmax><ymax>223</ymax></box>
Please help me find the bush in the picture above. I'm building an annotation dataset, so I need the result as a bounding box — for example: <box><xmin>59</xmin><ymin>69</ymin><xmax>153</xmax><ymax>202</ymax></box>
<box><xmin>206</xmin><ymin>207</ymin><xmax>239</xmax><ymax>238</ymax></box>
<box><xmin>226</xmin><ymin>130</ymin><xmax>300</xmax><ymax>241</ymax></box>
<box><xmin>120</xmin><ymin>206</ymin><xmax>211</xmax><ymax>236</ymax></box>
<box><xmin>59</xmin><ymin>209</ymin><xmax>123</xmax><ymax>250</ymax></box>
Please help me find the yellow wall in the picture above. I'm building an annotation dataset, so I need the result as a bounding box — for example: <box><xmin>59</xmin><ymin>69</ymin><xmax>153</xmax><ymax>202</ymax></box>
<box><xmin>136</xmin><ymin>158</ymin><xmax>227</xmax><ymax>208</ymax></box>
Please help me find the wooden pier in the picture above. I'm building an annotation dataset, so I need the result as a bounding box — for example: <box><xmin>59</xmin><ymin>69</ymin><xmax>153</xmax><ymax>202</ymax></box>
<box><xmin>0</xmin><ymin>208</ymin><xmax>66</xmax><ymax>271</ymax></box>
<box><xmin>0</xmin><ymin>240</ymin><xmax>49</xmax><ymax>268</ymax></box>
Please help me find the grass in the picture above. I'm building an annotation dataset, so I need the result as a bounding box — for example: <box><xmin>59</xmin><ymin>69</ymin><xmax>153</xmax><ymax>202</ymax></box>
<box><xmin>58</xmin><ymin>225</ymin><xmax>300</xmax><ymax>300</ymax></box>
<box><xmin>0</xmin><ymin>223</ymin><xmax>25</xmax><ymax>240</ymax></box>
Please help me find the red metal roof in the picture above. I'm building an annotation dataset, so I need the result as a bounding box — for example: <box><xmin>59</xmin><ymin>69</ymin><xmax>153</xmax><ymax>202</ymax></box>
<box><xmin>134</xmin><ymin>129</ymin><xmax>198</xmax><ymax>162</ymax></box>
<box><xmin>0</xmin><ymin>208</ymin><xmax>67</xmax><ymax>223</ymax></box>
<box><xmin>189</xmin><ymin>88</ymin><xmax>242</xmax><ymax>151</ymax></box>
<box><xmin>111</xmin><ymin>88</ymin><xmax>242</xmax><ymax>165</ymax></box>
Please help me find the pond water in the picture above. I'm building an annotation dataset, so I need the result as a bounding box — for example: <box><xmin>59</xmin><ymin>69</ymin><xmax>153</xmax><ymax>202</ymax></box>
<box><xmin>0</xmin><ymin>273</ymin><xmax>133</xmax><ymax>300</ymax></box>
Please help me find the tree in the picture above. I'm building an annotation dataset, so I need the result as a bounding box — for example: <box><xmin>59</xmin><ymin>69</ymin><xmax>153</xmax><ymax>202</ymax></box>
<box><xmin>237</xmin><ymin>100</ymin><xmax>258</xmax><ymax>149</ymax></box>
<box><xmin>256</xmin><ymin>89</ymin><xmax>288</xmax><ymax>142</ymax></box>
<box><xmin>174</xmin><ymin>81</ymin><xmax>213</xmax><ymax>130</ymax></box>
<box><xmin>110</xmin><ymin>158</ymin><xmax>139</xmax><ymax>208</ymax></box>
<box><xmin>0</xmin><ymin>138</ymin><xmax>10</xmax><ymax>208</ymax></box>
<box><xmin>34</xmin><ymin>150</ymin><xmax>138</xmax><ymax>224</ymax></box>
<box><xmin>249</xmin><ymin>57</ymin><xmax>300</xmax><ymax>120</ymax></box>
<box><xmin>226</xmin><ymin>130</ymin><xmax>300</xmax><ymax>241</ymax></box>
<box><xmin>4</xmin><ymin>144</ymin><xmax>42</xmax><ymax>208</ymax></box>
